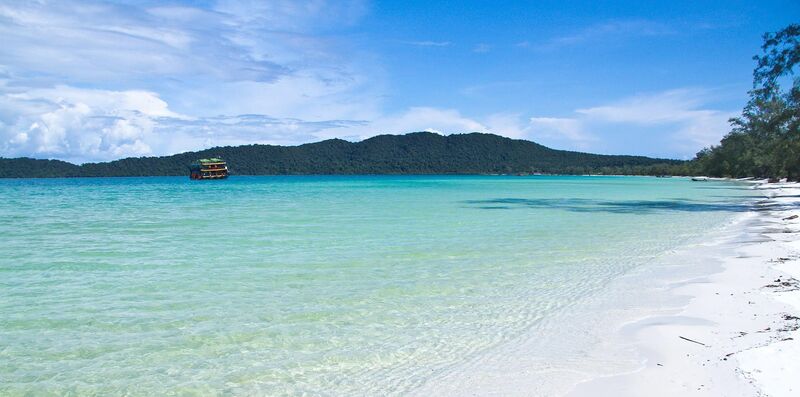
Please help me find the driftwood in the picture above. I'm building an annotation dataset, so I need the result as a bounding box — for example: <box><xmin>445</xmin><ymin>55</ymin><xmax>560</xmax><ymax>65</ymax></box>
<box><xmin>679</xmin><ymin>336</ymin><xmax>707</xmax><ymax>346</ymax></box>
<box><xmin>783</xmin><ymin>214</ymin><xmax>799</xmax><ymax>221</ymax></box>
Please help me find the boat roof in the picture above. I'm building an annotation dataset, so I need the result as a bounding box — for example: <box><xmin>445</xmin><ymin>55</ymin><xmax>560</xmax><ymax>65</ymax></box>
<box><xmin>197</xmin><ymin>158</ymin><xmax>225</xmax><ymax>164</ymax></box>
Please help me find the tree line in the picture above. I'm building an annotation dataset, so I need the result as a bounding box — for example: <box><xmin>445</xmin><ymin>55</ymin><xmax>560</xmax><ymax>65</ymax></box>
<box><xmin>0</xmin><ymin>132</ymin><xmax>685</xmax><ymax>178</ymax></box>
<box><xmin>693</xmin><ymin>24</ymin><xmax>800</xmax><ymax>180</ymax></box>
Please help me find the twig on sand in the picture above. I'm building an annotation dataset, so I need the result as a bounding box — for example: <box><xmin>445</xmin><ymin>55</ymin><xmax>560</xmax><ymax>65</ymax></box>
<box><xmin>679</xmin><ymin>336</ymin><xmax>707</xmax><ymax>346</ymax></box>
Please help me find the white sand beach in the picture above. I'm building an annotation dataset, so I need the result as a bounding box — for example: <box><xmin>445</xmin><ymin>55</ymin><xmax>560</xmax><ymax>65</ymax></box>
<box><xmin>410</xmin><ymin>181</ymin><xmax>800</xmax><ymax>397</ymax></box>
<box><xmin>569</xmin><ymin>182</ymin><xmax>800</xmax><ymax>396</ymax></box>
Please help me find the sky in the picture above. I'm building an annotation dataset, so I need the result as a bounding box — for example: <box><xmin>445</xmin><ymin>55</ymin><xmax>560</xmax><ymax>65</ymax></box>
<box><xmin>0</xmin><ymin>0</ymin><xmax>797</xmax><ymax>163</ymax></box>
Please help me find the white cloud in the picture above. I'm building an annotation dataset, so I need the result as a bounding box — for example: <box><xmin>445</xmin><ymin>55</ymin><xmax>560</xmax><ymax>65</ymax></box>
<box><xmin>0</xmin><ymin>86</ymin><xmax>183</xmax><ymax>162</ymax></box>
<box><xmin>401</xmin><ymin>41</ymin><xmax>452</xmax><ymax>47</ymax></box>
<box><xmin>314</xmin><ymin>107</ymin><xmax>487</xmax><ymax>141</ymax></box>
<box><xmin>0</xmin><ymin>0</ymin><xmax>389</xmax><ymax>162</ymax></box>
<box><xmin>576</xmin><ymin>88</ymin><xmax>735</xmax><ymax>150</ymax></box>
<box><xmin>671</xmin><ymin>111</ymin><xmax>736</xmax><ymax>153</ymax></box>
<box><xmin>527</xmin><ymin>88</ymin><xmax>736</xmax><ymax>156</ymax></box>
<box><xmin>0</xmin><ymin>77</ymin><xmax>736</xmax><ymax>162</ymax></box>
<box><xmin>537</xmin><ymin>19</ymin><xmax>674</xmax><ymax>50</ymax></box>
<box><xmin>179</xmin><ymin>73</ymin><xmax>381</xmax><ymax>121</ymax></box>
<box><xmin>527</xmin><ymin>117</ymin><xmax>597</xmax><ymax>150</ymax></box>
<box><xmin>154</xmin><ymin>114</ymin><xmax>367</xmax><ymax>154</ymax></box>
<box><xmin>334</xmin><ymin>109</ymin><xmax>598</xmax><ymax>152</ymax></box>
<box><xmin>0</xmin><ymin>83</ymin><xmax>381</xmax><ymax>162</ymax></box>
<box><xmin>9</xmin><ymin>86</ymin><xmax>184</xmax><ymax>119</ymax></box>
<box><xmin>0</xmin><ymin>2</ymin><xmax>737</xmax><ymax>163</ymax></box>
<box><xmin>214</xmin><ymin>0</ymin><xmax>368</xmax><ymax>32</ymax></box>
<box><xmin>0</xmin><ymin>1</ymin><xmax>368</xmax><ymax>86</ymax></box>
<box><xmin>472</xmin><ymin>43</ymin><xmax>492</xmax><ymax>53</ymax></box>
<box><xmin>577</xmin><ymin>88</ymin><xmax>707</xmax><ymax>123</ymax></box>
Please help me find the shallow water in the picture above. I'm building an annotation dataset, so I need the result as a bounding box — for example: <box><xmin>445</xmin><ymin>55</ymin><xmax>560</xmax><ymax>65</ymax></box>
<box><xmin>0</xmin><ymin>176</ymin><xmax>755</xmax><ymax>395</ymax></box>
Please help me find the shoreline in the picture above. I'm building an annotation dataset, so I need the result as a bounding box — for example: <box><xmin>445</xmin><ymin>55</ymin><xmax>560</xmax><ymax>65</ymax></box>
<box><xmin>411</xmin><ymin>180</ymin><xmax>800</xmax><ymax>396</ymax></box>
<box><xmin>568</xmin><ymin>182</ymin><xmax>800</xmax><ymax>396</ymax></box>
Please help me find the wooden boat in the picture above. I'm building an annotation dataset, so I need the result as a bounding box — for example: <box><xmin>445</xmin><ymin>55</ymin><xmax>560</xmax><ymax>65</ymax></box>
<box><xmin>189</xmin><ymin>158</ymin><xmax>228</xmax><ymax>180</ymax></box>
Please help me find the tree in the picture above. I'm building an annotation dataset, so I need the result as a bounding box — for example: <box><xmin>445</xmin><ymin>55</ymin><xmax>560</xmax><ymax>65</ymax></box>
<box><xmin>752</xmin><ymin>24</ymin><xmax>800</xmax><ymax>179</ymax></box>
<box><xmin>700</xmin><ymin>24</ymin><xmax>800</xmax><ymax>180</ymax></box>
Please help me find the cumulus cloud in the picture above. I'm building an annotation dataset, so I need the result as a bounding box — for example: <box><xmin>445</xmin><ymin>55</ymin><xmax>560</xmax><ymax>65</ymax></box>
<box><xmin>0</xmin><ymin>0</ymin><xmax>384</xmax><ymax>162</ymax></box>
<box><xmin>0</xmin><ymin>83</ymin><xmax>380</xmax><ymax>163</ymax></box>
<box><xmin>0</xmin><ymin>86</ymin><xmax>182</xmax><ymax>162</ymax></box>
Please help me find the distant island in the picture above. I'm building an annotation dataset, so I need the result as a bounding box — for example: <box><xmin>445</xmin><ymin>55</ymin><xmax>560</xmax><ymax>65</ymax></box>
<box><xmin>0</xmin><ymin>132</ymin><xmax>690</xmax><ymax>178</ymax></box>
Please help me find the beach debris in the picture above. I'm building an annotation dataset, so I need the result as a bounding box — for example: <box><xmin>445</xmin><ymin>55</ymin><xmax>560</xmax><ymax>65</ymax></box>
<box><xmin>764</xmin><ymin>277</ymin><xmax>800</xmax><ymax>291</ymax></box>
<box><xmin>777</xmin><ymin>314</ymin><xmax>800</xmax><ymax>332</ymax></box>
<box><xmin>768</xmin><ymin>254</ymin><xmax>800</xmax><ymax>264</ymax></box>
<box><xmin>782</xmin><ymin>214</ymin><xmax>799</xmax><ymax>220</ymax></box>
<box><xmin>679</xmin><ymin>336</ymin><xmax>707</xmax><ymax>346</ymax></box>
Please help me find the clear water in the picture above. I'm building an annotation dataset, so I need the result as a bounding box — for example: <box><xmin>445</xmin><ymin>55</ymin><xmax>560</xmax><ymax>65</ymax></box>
<box><xmin>0</xmin><ymin>176</ymin><xmax>754</xmax><ymax>395</ymax></box>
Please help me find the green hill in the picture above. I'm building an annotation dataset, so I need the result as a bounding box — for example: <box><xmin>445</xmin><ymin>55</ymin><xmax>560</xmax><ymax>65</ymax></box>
<box><xmin>0</xmin><ymin>132</ymin><xmax>687</xmax><ymax>178</ymax></box>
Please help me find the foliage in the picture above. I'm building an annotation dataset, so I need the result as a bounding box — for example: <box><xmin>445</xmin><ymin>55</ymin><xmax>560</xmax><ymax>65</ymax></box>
<box><xmin>0</xmin><ymin>158</ymin><xmax>82</xmax><ymax>178</ymax></box>
<box><xmin>695</xmin><ymin>24</ymin><xmax>800</xmax><ymax>179</ymax></box>
<box><xmin>0</xmin><ymin>132</ymin><xmax>685</xmax><ymax>178</ymax></box>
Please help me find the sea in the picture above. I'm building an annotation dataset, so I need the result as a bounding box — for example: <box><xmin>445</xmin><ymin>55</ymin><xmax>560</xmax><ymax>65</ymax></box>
<box><xmin>0</xmin><ymin>175</ymin><xmax>756</xmax><ymax>396</ymax></box>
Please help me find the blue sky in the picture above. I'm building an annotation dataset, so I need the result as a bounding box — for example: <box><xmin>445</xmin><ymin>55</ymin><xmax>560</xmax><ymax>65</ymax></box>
<box><xmin>0</xmin><ymin>0</ymin><xmax>797</xmax><ymax>163</ymax></box>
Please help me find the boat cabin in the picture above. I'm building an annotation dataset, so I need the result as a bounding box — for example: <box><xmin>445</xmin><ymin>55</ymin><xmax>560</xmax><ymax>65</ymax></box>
<box><xmin>189</xmin><ymin>158</ymin><xmax>228</xmax><ymax>180</ymax></box>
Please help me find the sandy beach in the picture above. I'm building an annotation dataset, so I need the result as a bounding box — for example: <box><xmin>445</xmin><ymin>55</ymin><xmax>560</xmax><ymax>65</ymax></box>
<box><xmin>569</xmin><ymin>181</ymin><xmax>800</xmax><ymax>396</ymax></box>
<box><xmin>407</xmin><ymin>180</ymin><xmax>800</xmax><ymax>397</ymax></box>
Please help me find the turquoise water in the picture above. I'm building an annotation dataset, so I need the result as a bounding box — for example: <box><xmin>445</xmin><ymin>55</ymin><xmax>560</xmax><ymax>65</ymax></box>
<box><xmin>1</xmin><ymin>176</ymin><xmax>754</xmax><ymax>395</ymax></box>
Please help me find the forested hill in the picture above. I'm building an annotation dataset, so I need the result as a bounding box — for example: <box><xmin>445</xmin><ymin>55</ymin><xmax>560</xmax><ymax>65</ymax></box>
<box><xmin>0</xmin><ymin>132</ymin><xmax>686</xmax><ymax>178</ymax></box>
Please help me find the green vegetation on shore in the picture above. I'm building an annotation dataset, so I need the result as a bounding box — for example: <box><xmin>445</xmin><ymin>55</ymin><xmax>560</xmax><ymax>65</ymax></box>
<box><xmin>693</xmin><ymin>24</ymin><xmax>800</xmax><ymax>180</ymax></box>
<box><xmin>0</xmin><ymin>132</ymin><xmax>687</xmax><ymax>178</ymax></box>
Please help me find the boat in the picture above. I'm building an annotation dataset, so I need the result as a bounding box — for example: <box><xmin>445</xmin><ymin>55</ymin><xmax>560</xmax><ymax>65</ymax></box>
<box><xmin>189</xmin><ymin>158</ymin><xmax>228</xmax><ymax>180</ymax></box>
<box><xmin>691</xmin><ymin>176</ymin><xmax>709</xmax><ymax>181</ymax></box>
